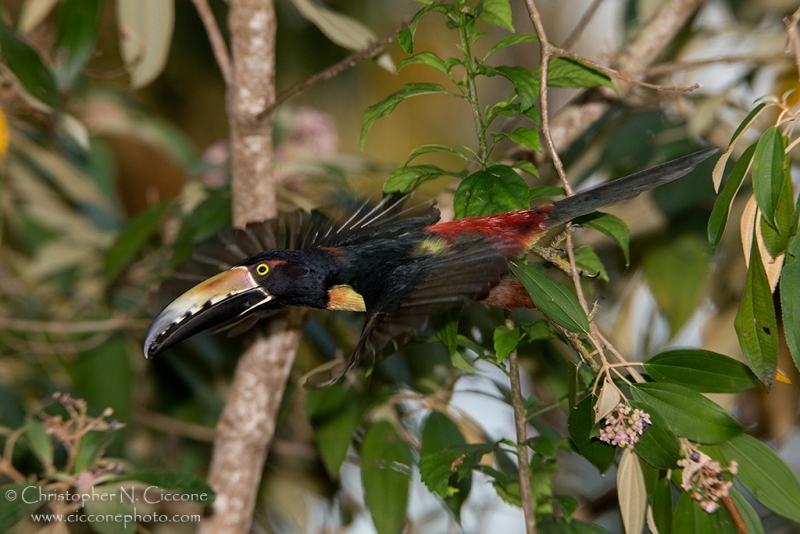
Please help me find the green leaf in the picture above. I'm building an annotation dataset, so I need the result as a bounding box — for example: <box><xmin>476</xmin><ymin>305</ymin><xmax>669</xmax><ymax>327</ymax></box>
<box><xmin>708</xmin><ymin>143</ymin><xmax>756</xmax><ymax>247</ymax></box>
<box><xmin>781</xmin><ymin>234</ymin><xmax>800</xmax><ymax>372</ymax></box>
<box><xmin>55</xmin><ymin>0</ymin><xmax>102</xmax><ymax>89</ymax></box>
<box><xmin>734</xmin><ymin>238</ymin><xmax>778</xmax><ymax>387</ymax></box>
<box><xmin>436</xmin><ymin>317</ymin><xmax>458</xmax><ymax>356</ymax></box>
<box><xmin>719</xmin><ymin>433</ymin><xmax>800</xmax><ymax>522</ymax></box>
<box><xmin>651</xmin><ymin>476</ymin><xmax>673</xmax><ymax>534</ymax></box>
<box><xmin>510</xmin><ymin>261</ymin><xmax>590</xmax><ymax>334</ymax></box>
<box><xmin>493</xmin><ymin>126</ymin><xmax>542</xmax><ymax>152</ymax></box>
<box><xmin>454</xmin><ymin>165</ymin><xmax>530</xmax><ymax>218</ymax></box>
<box><xmin>404</xmin><ymin>144</ymin><xmax>468</xmax><ymax>166</ymax></box>
<box><xmin>74</xmin><ymin>430</ymin><xmax>117</xmax><ymax>474</ymax></box>
<box><xmin>730</xmin><ymin>487</ymin><xmax>766</xmax><ymax>534</ymax></box>
<box><xmin>485</xmin><ymin>34</ymin><xmax>539</xmax><ymax>58</ymax></box>
<box><xmin>383</xmin><ymin>164</ymin><xmax>460</xmax><ymax>194</ymax></box>
<box><xmin>572</xmin><ymin>246</ymin><xmax>608</xmax><ymax>282</ymax></box>
<box><xmin>642</xmin><ymin>234</ymin><xmax>709</xmax><ymax>333</ymax></box>
<box><xmin>104</xmin><ymin>200</ymin><xmax>173</xmax><ymax>278</ymax></box>
<box><xmin>642</xmin><ymin>349</ymin><xmax>759</xmax><ymax>393</ymax></box>
<box><xmin>627</xmin><ymin>400</ymin><xmax>681</xmax><ymax>469</ymax></box>
<box><xmin>398</xmin><ymin>26</ymin><xmax>413</xmax><ymax>54</ymax></box>
<box><xmin>420</xmin><ymin>412</ymin><xmax>471</xmax><ymax>517</ymax></box>
<box><xmin>477</xmin><ymin>0</ymin><xmax>514</xmax><ymax>31</ymax></box>
<box><xmin>115</xmin><ymin>470</ymin><xmax>216</xmax><ymax>503</ymax></box>
<box><xmin>361</xmin><ymin>421</ymin><xmax>411</xmax><ymax>534</ymax></box>
<box><xmin>494</xmin><ymin>66</ymin><xmax>539</xmax><ymax>111</ymax></box>
<box><xmin>493</xmin><ymin>324</ymin><xmax>520</xmax><ymax>362</ymax></box>
<box><xmin>25</xmin><ymin>417</ymin><xmax>54</xmax><ymax>469</ymax></box>
<box><xmin>361</xmin><ymin>83</ymin><xmax>451</xmax><ymax>148</ymax></box>
<box><xmin>420</xmin><ymin>443</ymin><xmax>495</xmax><ymax>497</ymax></box>
<box><xmin>519</xmin><ymin>319</ymin><xmax>558</xmax><ymax>342</ymax></box>
<box><xmin>315</xmin><ymin>401</ymin><xmax>366</xmax><ymax>478</ymax></box>
<box><xmin>546</xmin><ymin>57</ymin><xmax>614</xmax><ymax>90</ymax></box>
<box><xmin>528</xmin><ymin>185</ymin><xmax>563</xmax><ymax>200</ymax></box>
<box><xmin>567</xmin><ymin>396</ymin><xmax>615</xmax><ymax>473</ymax></box>
<box><xmin>673</xmin><ymin>491</ymin><xmax>738</xmax><ymax>534</ymax></box>
<box><xmin>397</xmin><ymin>52</ymin><xmax>452</xmax><ymax>75</ymax></box>
<box><xmin>84</xmin><ymin>488</ymin><xmax>134</xmax><ymax>534</ymax></box>
<box><xmin>0</xmin><ymin>18</ymin><xmax>60</xmax><ymax>108</ymax></box>
<box><xmin>573</xmin><ymin>212</ymin><xmax>630</xmax><ymax>266</ymax></box>
<box><xmin>0</xmin><ymin>483</ymin><xmax>49</xmax><ymax>532</ymax></box>
<box><xmin>630</xmin><ymin>383</ymin><xmax>743</xmax><ymax>444</ymax></box>
<box><xmin>730</xmin><ymin>103</ymin><xmax>767</xmax><ymax>145</ymax></box>
<box><xmin>513</xmin><ymin>161</ymin><xmax>540</xmax><ymax>178</ymax></box>
<box><xmin>751</xmin><ymin>126</ymin><xmax>785</xmax><ymax>228</ymax></box>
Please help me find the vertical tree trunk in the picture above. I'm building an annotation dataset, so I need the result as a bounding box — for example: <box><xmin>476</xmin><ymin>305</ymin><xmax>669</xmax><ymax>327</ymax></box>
<box><xmin>198</xmin><ymin>1</ymin><xmax>304</xmax><ymax>532</ymax></box>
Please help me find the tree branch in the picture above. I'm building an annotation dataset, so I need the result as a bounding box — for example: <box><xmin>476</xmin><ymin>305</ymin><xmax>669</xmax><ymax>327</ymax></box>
<box><xmin>198</xmin><ymin>2</ymin><xmax>304</xmax><ymax>533</ymax></box>
<box><xmin>508</xmin><ymin>350</ymin><xmax>536</xmax><ymax>534</ymax></box>
<box><xmin>191</xmin><ymin>0</ymin><xmax>232</xmax><ymax>85</ymax></box>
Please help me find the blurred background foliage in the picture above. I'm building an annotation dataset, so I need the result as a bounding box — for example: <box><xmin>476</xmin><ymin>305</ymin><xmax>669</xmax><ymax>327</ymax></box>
<box><xmin>0</xmin><ymin>0</ymin><xmax>799</xmax><ymax>533</ymax></box>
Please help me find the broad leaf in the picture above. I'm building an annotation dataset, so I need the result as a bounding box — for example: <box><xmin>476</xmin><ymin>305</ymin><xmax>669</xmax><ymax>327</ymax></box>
<box><xmin>383</xmin><ymin>164</ymin><xmax>461</xmax><ymax>194</ymax></box>
<box><xmin>528</xmin><ymin>185</ymin><xmax>563</xmax><ymax>200</ymax></box>
<box><xmin>781</xmin><ymin>234</ymin><xmax>800</xmax><ymax>372</ymax></box>
<box><xmin>25</xmin><ymin>417</ymin><xmax>54</xmax><ymax>469</ymax></box>
<box><xmin>494</xmin><ymin>66</ymin><xmax>539</xmax><ymax>111</ymax></box>
<box><xmin>719</xmin><ymin>433</ymin><xmax>800</xmax><ymax>522</ymax></box>
<box><xmin>0</xmin><ymin>18</ymin><xmax>60</xmax><ymax>108</ymax></box>
<box><xmin>673</xmin><ymin>492</ymin><xmax>738</xmax><ymax>534</ymax></box>
<box><xmin>486</xmin><ymin>34</ymin><xmax>539</xmax><ymax>58</ymax></box>
<box><xmin>104</xmin><ymin>200</ymin><xmax>173</xmax><ymax>278</ymax></box>
<box><xmin>567</xmin><ymin>396</ymin><xmax>615</xmax><ymax>473</ymax></box>
<box><xmin>397</xmin><ymin>52</ymin><xmax>452</xmax><ymax>76</ymax></box>
<box><xmin>477</xmin><ymin>0</ymin><xmax>514</xmax><ymax>32</ymax></box>
<box><xmin>643</xmin><ymin>349</ymin><xmax>759</xmax><ymax>393</ymax></box>
<box><xmin>493</xmin><ymin>324</ymin><xmax>520</xmax><ymax>362</ymax></box>
<box><xmin>708</xmin><ymin>143</ymin><xmax>756</xmax><ymax>247</ymax></box>
<box><xmin>315</xmin><ymin>401</ymin><xmax>366</xmax><ymax>478</ymax></box>
<box><xmin>74</xmin><ymin>430</ymin><xmax>117</xmax><ymax>474</ymax></box>
<box><xmin>751</xmin><ymin>126</ymin><xmax>785</xmax><ymax>228</ymax></box>
<box><xmin>0</xmin><ymin>483</ymin><xmax>49</xmax><ymax>532</ymax></box>
<box><xmin>572</xmin><ymin>246</ymin><xmax>608</xmax><ymax>282</ymax></box>
<box><xmin>55</xmin><ymin>0</ymin><xmax>103</xmax><ymax>89</ymax></box>
<box><xmin>510</xmin><ymin>261</ymin><xmax>590</xmax><ymax>334</ymax></box>
<box><xmin>617</xmin><ymin>448</ymin><xmax>646</xmax><ymax>534</ymax></box>
<box><xmin>420</xmin><ymin>411</ymin><xmax>472</xmax><ymax>517</ymax></box>
<box><xmin>573</xmin><ymin>212</ymin><xmax>630</xmax><ymax>266</ymax></box>
<box><xmin>361</xmin><ymin>421</ymin><xmax>411</xmax><ymax>534</ymax></box>
<box><xmin>361</xmin><ymin>83</ymin><xmax>451</xmax><ymax>148</ymax></box>
<box><xmin>734</xmin><ymin>238</ymin><xmax>778</xmax><ymax>387</ymax></box>
<box><xmin>493</xmin><ymin>126</ymin><xmax>542</xmax><ymax>152</ymax></box>
<box><xmin>628</xmin><ymin>400</ymin><xmax>681</xmax><ymax>469</ymax></box>
<box><xmin>420</xmin><ymin>443</ymin><xmax>495</xmax><ymax>497</ymax></box>
<box><xmin>116</xmin><ymin>0</ymin><xmax>175</xmax><ymax>88</ymax></box>
<box><xmin>730</xmin><ymin>487</ymin><xmax>766</xmax><ymax>534</ymax></box>
<box><xmin>630</xmin><ymin>383</ymin><xmax>743</xmax><ymax>443</ymax></box>
<box><xmin>651</xmin><ymin>476</ymin><xmax>673</xmax><ymax>534</ymax></box>
<box><xmin>454</xmin><ymin>165</ymin><xmax>530</xmax><ymax>217</ymax></box>
<box><xmin>546</xmin><ymin>57</ymin><xmax>614</xmax><ymax>90</ymax></box>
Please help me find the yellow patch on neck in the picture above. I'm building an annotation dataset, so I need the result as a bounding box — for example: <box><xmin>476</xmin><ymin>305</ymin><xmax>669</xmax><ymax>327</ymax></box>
<box><xmin>414</xmin><ymin>237</ymin><xmax>450</xmax><ymax>256</ymax></box>
<box><xmin>327</xmin><ymin>284</ymin><xmax>366</xmax><ymax>312</ymax></box>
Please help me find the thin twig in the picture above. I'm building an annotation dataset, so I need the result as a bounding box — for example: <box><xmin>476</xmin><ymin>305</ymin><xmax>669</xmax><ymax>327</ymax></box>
<box><xmin>649</xmin><ymin>53</ymin><xmax>789</xmax><ymax>76</ymax></box>
<box><xmin>722</xmin><ymin>494</ymin><xmax>749</xmax><ymax>534</ymax></box>
<box><xmin>257</xmin><ymin>14</ymin><xmax>414</xmax><ymax>120</ymax></box>
<box><xmin>0</xmin><ymin>315</ymin><xmax>147</xmax><ymax>333</ymax></box>
<box><xmin>191</xmin><ymin>0</ymin><xmax>233</xmax><ymax>85</ymax></box>
<box><xmin>508</xmin><ymin>350</ymin><xmax>536</xmax><ymax>534</ymax></box>
<box><xmin>562</xmin><ymin>0</ymin><xmax>606</xmax><ymax>50</ymax></box>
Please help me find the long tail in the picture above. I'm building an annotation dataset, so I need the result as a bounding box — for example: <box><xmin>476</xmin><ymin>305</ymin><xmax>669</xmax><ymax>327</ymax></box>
<box><xmin>546</xmin><ymin>147</ymin><xmax>718</xmax><ymax>228</ymax></box>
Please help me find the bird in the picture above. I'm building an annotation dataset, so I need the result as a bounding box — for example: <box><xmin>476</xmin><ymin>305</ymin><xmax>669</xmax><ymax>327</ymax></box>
<box><xmin>143</xmin><ymin>148</ymin><xmax>718</xmax><ymax>387</ymax></box>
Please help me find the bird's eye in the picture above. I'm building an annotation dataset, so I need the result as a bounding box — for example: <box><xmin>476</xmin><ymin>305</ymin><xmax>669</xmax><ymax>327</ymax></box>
<box><xmin>255</xmin><ymin>263</ymin><xmax>270</xmax><ymax>276</ymax></box>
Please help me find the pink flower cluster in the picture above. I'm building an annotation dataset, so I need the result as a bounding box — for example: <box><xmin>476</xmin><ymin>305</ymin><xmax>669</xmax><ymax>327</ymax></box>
<box><xmin>678</xmin><ymin>450</ymin><xmax>738</xmax><ymax>513</ymax></box>
<box><xmin>598</xmin><ymin>403</ymin><xmax>651</xmax><ymax>447</ymax></box>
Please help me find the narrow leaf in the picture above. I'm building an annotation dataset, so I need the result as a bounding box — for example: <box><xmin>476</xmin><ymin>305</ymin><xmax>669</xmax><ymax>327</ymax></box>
<box><xmin>404</xmin><ymin>144</ymin><xmax>468</xmax><ymax>166</ymax></box>
<box><xmin>708</xmin><ymin>143</ymin><xmax>756</xmax><ymax>247</ymax></box>
<box><xmin>712</xmin><ymin>102</ymin><xmax>768</xmax><ymax>191</ymax></box>
<box><xmin>546</xmin><ymin>57</ymin><xmax>614</xmax><ymax>90</ymax></box>
<box><xmin>567</xmin><ymin>395</ymin><xmax>615</xmax><ymax>473</ymax></box>
<box><xmin>397</xmin><ymin>52</ymin><xmax>450</xmax><ymax>75</ymax></box>
<box><xmin>573</xmin><ymin>212</ymin><xmax>631</xmax><ymax>266</ymax></box>
<box><xmin>751</xmin><ymin>126</ymin><xmax>785</xmax><ymax>228</ymax></box>
<box><xmin>361</xmin><ymin>83</ymin><xmax>450</xmax><ymax>148</ymax></box>
<box><xmin>116</xmin><ymin>0</ymin><xmax>175</xmax><ymax>88</ymax></box>
<box><xmin>720</xmin><ymin>433</ymin><xmax>800</xmax><ymax>522</ymax></box>
<box><xmin>486</xmin><ymin>34</ymin><xmax>539</xmax><ymax>58</ymax></box>
<box><xmin>630</xmin><ymin>383</ymin><xmax>743</xmax><ymax>443</ymax></box>
<box><xmin>617</xmin><ymin>448</ymin><xmax>646</xmax><ymax>534</ymax></box>
<box><xmin>55</xmin><ymin>0</ymin><xmax>103</xmax><ymax>89</ymax></box>
<box><xmin>651</xmin><ymin>477</ymin><xmax>673</xmax><ymax>534</ymax></box>
<box><xmin>454</xmin><ymin>165</ymin><xmax>530</xmax><ymax>218</ymax></box>
<box><xmin>361</xmin><ymin>421</ymin><xmax>411</xmax><ymax>534</ymax></box>
<box><xmin>510</xmin><ymin>261</ymin><xmax>590</xmax><ymax>334</ymax></box>
<box><xmin>0</xmin><ymin>18</ymin><xmax>60</xmax><ymax>108</ymax></box>
<box><xmin>781</xmin><ymin>234</ymin><xmax>800</xmax><ymax>372</ymax></box>
<box><xmin>25</xmin><ymin>417</ymin><xmax>54</xmax><ymax>469</ymax></box>
<box><xmin>104</xmin><ymin>200</ymin><xmax>173</xmax><ymax>278</ymax></box>
<box><xmin>643</xmin><ymin>349</ymin><xmax>759</xmax><ymax>393</ymax></box>
<box><xmin>734</xmin><ymin>237</ymin><xmax>778</xmax><ymax>387</ymax></box>
<box><xmin>383</xmin><ymin>164</ymin><xmax>460</xmax><ymax>194</ymax></box>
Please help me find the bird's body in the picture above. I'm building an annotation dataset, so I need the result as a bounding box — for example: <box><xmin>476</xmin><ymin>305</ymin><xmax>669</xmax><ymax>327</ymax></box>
<box><xmin>144</xmin><ymin>149</ymin><xmax>717</xmax><ymax>386</ymax></box>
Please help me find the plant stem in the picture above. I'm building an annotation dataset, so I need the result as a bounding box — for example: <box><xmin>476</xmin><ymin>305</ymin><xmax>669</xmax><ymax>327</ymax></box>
<box><xmin>458</xmin><ymin>7</ymin><xmax>488</xmax><ymax>163</ymax></box>
<box><xmin>508</xmin><ymin>350</ymin><xmax>537</xmax><ymax>534</ymax></box>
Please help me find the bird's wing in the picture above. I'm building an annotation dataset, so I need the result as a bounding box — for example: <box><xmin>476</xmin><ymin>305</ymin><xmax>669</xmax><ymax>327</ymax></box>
<box><xmin>302</xmin><ymin>238</ymin><xmax>514</xmax><ymax>388</ymax></box>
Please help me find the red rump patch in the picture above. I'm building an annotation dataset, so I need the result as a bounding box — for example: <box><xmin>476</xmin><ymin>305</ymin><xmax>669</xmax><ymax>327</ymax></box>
<box><xmin>426</xmin><ymin>206</ymin><xmax>552</xmax><ymax>253</ymax></box>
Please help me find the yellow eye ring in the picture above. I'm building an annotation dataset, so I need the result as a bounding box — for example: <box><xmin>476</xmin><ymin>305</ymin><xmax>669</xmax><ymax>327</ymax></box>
<box><xmin>255</xmin><ymin>263</ymin><xmax>269</xmax><ymax>276</ymax></box>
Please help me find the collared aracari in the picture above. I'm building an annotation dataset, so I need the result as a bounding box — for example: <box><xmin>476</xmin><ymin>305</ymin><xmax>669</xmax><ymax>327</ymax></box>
<box><xmin>144</xmin><ymin>148</ymin><xmax>717</xmax><ymax>387</ymax></box>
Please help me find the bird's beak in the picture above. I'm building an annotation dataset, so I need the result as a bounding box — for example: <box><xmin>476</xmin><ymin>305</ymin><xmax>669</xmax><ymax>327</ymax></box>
<box><xmin>143</xmin><ymin>266</ymin><xmax>273</xmax><ymax>358</ymax></box>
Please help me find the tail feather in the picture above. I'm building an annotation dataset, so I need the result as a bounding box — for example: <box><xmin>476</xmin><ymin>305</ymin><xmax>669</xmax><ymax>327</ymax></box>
<box><xmin>546</xmin><ymin>148</ymin><xmax>718</xmax><ymax>228</ymax></box>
